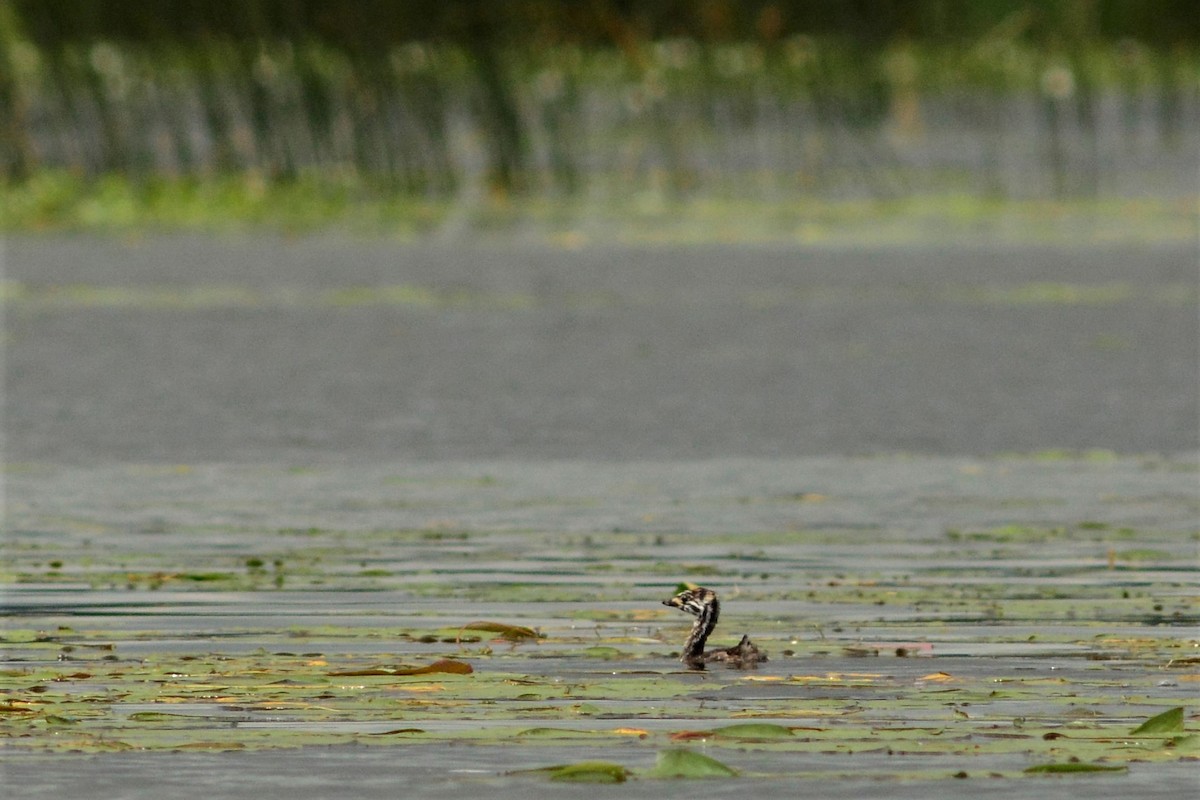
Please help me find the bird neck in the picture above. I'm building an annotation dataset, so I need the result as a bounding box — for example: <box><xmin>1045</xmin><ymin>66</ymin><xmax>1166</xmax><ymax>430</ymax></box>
<box><xmin>682</xmin><ymin>597</ymin><xmax>720</xmax><ymax>661</ymax></box>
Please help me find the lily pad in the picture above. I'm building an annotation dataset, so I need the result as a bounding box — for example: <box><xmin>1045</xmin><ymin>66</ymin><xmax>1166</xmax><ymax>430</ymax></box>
<box><xmin>516</xmin><ymin>728</ymin><xmax>602</xmax><ymax>739</ymax></box>
<box><xmin>328</xmin><ymin>658</ymin><xmax>472</xmax><ymax>677</ymax></box>
<box><xmin>712</xmin><ymin>723</ymin><xmax>794</xmax><ymax>740</ymax></box>
<box><xmin>582</xmin><ymin>646</ymin><xmax>625</xmax><ymax>659</ymax></box>
<box><xmin>670</xmin><ymin>723</ymin><xmax>795</xmax><ymax>742</ymax></box>
<box><xmin>127</xmin><ymin>712</ymin><xmax>191</xmax><ymax>722</ymax></box>
<box><xmin>1165</xmin><ymin>734</ymin><xmax>1200</xmax><ymax>751</ymax></box>
<box><xmin>645</xmin><ymin>749</ymin><xmax>739</xmax><ymax>779</ymax></box>
<box><xmin>525</xmin><ymin>761</ymin><xmax>630</xmax><ymax>783</ymax></box>
<box><xmin>460</xmin><ymin>621</ymin><xmax>540</xmax><ymax>642</ymax></box>
<box><xmin>1129</xmin><ymin>707</ymin><xmax>1184</xmax><ymax>736</ymax></box>
<box><xmin>1024</xmin><ymin>763</ymin><xmax>1129</xmax><ymax>774</ymax></box>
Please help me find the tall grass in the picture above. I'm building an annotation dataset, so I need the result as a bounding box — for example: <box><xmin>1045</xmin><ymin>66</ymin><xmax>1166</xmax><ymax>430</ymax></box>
<box><xmin>2</xmin><ymin>30</ymin><xmax>1197</xmax><ymax>233</ymax></box>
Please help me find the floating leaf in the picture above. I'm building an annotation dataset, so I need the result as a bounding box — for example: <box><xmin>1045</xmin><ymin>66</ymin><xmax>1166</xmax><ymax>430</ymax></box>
<box><xmin>523</xmin><ymin>761</ymin><xmax>629</xmax><ymax>783</ymax></box>
<box><xmin>712</xmin><ymin>723</ymin><xmax>794</xmax><ymax>740</ymax></box>
<box><xmin>1129</xmin><ymin>707</ymin><xmax>1184</xmax><ymax>736</ymax></box>
<box><xmin>328</xmin><ymin>658</ymin><xmax>472</xmax><ymax>677</ymax></box>
<box><xmin>394</xmin><ymin>683</ymin><xmax>445</xmax><ymax>693</ymax></box>
<box><xmin>582</xmin><ymin>646</ymin><xmax>624</xmax><ymax>659</ymax></box>
<box><xmin>1024</xmin><ymin>763</ymin><xmax>1128</xmax><ymax>774</ymax></box>
<box><xmin>919</xmin><ymin>672</ymin><xmax>956</xmax><ymax>682</ymax></box>
<box><xmin>613</xmin><ymin>727</ymin><xmax>649</xmax><ymax>737</ymax></box>
<box><xmin>1166</xmin><ymin>734</ymin><xmax>1200</xmax><ymax>751</ymax></box>
<box><xmin>43</xmin><ymin>715</ymin><xmax>78</xmax><ymax>726</ymax></box>
<box><xmin>671</xmin><ymin>723</ymin><xmax>794</xmax><ymax>742</ymax></box>
<box><xmin>1166</xmin><ymin>657</ymin><xmax>1200</xmax><ymax>668</ymax></box>
<box><xmin>127</xmin><ymin>712</ymin><xmax>190</xmax><ymax>722</ymax></box>
<box><xmin>517</xmin><ymin>728</ymin><xmax>600</xmax><ymax>739</ymax></box>
<box><xmin>645</xmin><ymin>749</ymin><xmax>738</xmax><ymax>779</ymax></box>
<box><xmin>461</xmin><ymin>622</ymin><xmax>539</xmax><ymax>641</ymax></box>
<box><xmin>398</xmin><ymin>658</ymin><xmax>473</xmax><ymax>676</ymax></box>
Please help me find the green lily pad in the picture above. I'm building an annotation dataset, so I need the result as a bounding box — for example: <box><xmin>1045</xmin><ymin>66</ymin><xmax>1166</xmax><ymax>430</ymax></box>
<box><xmin>1164</xmin><ymin>734</ymin><xmax>1199</xmax><ymax>751</ymax></box>
<box><xmin>127</xmin><ymin>712</ymin><xmax>191</xmax><ymax>722</ymax></box>
<box><xmin>1024</xmin><ymin>763</ymin><xmax>1129</xmax><ymax>774</ymax></box>
<box><xmin>645</xmin><ymin>749</ymin><xmax>739</xmax><ymax>779</ymax></box>
<box><xmin>516</xmin><ymin>728</ymin><xmax>602</xmax><ymax>739</ymax></box>
<box><xmin>527</xmin><ymin>761</ymin><xmax>630</xmax><ymax>783</ymax></box>
<box><xmin>1129</xmin><ymin>707</ymin><xmax>1184</xmax><ymax>736</ymax></box>
<box><xmin>582</xmin><ymin>646</ymin><xmax>625</xmax><ymax>659</ymax></box>
<box><xmin>712</xmin><ymin>723</ymin><xmax>794</xmax><ymax>740</ymax></box>
<box><xmin>43</xmin><ymin>714</ymin><xmax>78</xmax><ymax>726</ymax></box>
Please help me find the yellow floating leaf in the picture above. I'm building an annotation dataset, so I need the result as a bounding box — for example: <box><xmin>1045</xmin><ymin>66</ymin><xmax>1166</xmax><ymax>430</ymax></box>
<box><xmin>396</xmin><ymin>684</ymin><xmax>445</xmax><ymax>693</ymax></box>
<box><xmin>612</xmin><ymin>727</ymin><xmax>649</xmax><ymax>737</ymax></box>
<box><xmin>919</xmin><ymin>672</ymin><xmax>956</xmax><ymax>682</ymax></box>
<box><xmin>789</xmin><ymin>672</ymin><xmax>883</xmax><ymax>683</ymax></box>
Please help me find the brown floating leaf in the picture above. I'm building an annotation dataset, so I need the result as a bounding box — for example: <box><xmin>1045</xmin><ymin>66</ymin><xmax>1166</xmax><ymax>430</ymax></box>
<box><xmin>398</xmin><ymin>658</ymin><xmax>473</xmax><ymax>676</ymax></box>
<box><xmin>328</xmin><ymin>658</ymin><xmax>472</xmax><ymax>677</ymax></box>
<box><xmin>670</xmin><ymin>724</ymin><xmax>794</xmax><ymax>742</ymax></box>
<box><xmin>460</xmin><ymin>621</ymin><xmax>539</xmax><ymax>642</ymax></box>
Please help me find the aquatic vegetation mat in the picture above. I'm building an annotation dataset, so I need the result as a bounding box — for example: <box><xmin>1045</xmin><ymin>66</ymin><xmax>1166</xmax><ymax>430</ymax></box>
<box><xmin>2</xmin><ymin>457</ymin><xmax>1197</xmax><ymax>785</ymax></box>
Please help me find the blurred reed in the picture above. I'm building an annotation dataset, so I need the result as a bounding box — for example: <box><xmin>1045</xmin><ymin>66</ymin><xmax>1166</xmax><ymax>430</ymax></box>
<box><xmin>1</xmin><ymin>4</ymin><xmax>1196</xmax><ymax>227</ymax></box>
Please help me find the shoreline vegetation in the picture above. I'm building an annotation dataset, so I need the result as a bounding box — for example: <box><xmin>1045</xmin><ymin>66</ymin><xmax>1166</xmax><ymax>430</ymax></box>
<box><xmin>1</xmin><ymin>1</ymin><xmax>1197</xmax><ymax>239</ymax></box>
<box><xmin>3</xmin><ymin>173</ymin><xmax>1195</xmax><ymax>244</ymax></box>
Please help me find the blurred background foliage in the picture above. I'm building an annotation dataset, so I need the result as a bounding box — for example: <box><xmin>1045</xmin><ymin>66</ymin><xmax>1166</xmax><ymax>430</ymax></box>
<box><xmin>1</xmin><ymin>0</ymin><xmax>1196</xmax><ymax>236</ymax></box>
